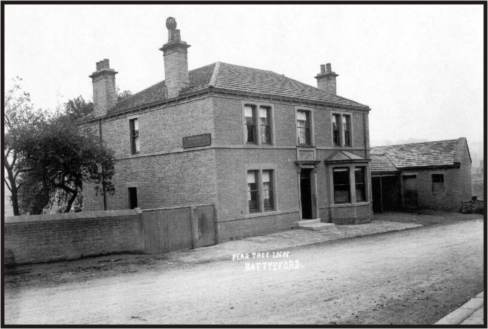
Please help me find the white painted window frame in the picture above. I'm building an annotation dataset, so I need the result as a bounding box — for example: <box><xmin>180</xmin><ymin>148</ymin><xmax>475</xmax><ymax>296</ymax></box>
<box><xmin>241</xmin><ymin>101</ymin><xmax>275</xmax><ymax>146</ymax></box>
<box><xmin>331</xmin><ymin>111</ymin><xmax>353</xmax><ymax>148</ymax></box>
<box><xmin>295</xmin><ymin>107</ymin><xmax>315</xmax><ymax>147</ymax></box>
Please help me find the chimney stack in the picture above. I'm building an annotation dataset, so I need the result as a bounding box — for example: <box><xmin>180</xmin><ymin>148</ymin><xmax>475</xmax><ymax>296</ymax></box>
<box><xmin>160</xmin><ymin>17</ymin><xmax>190</xmax><ymax>98</ymax></box>
<box><xmin>315</xmin><ymin>63</ymin><xmax>338</xmax><ymax>95</ymax></box>
<box><xmin>89</xmin><ymin>59</ymin><xmax>117</xmax><ymax>117</ymax></box>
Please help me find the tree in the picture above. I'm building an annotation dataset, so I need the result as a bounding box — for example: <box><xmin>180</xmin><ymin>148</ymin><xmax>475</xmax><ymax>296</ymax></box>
<box><xmin>63</xmin><ymin>90</ymin><xmax>131</xmax><ymax>120</ymax></box>
<box><xmin>17</xmin><ymin>114</ymin><xmax>116</xmax><ymax>213</ymax></box>
<box><xmin>117</xmin><ymin>89</ymin><xmax>132</xmax><ymax>102</ymax></box>
<box><xmin>5</xmin><ymin>87</ymin><xmax>119</xmax><ymax>215</ymax></box>
<box><xmin>64</xmin><ymin>96</ymin><xmax>93</xmax><ymax>120</ymax></box>
<box><xmin>3</xmin><ymin>78</ymin><xmax>47</xmax><ymax>215</ymax></box>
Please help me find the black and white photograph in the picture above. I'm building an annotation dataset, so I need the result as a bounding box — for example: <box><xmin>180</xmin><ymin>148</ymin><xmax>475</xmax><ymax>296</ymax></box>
<box><xmin>2</xmin><ymin>2</ymin><xmax>486</xmax><ymax>326</ymax></box>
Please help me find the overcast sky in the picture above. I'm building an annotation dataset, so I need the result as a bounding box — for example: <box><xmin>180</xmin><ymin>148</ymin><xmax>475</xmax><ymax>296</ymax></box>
<box><xmin>4</xmin><ymin>4</ymin><xmax>484</xmax><ymax>153</ymax></box>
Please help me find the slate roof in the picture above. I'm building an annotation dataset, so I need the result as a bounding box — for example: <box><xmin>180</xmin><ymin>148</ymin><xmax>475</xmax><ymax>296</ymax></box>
<box><xmin>370</xmin><ymin>138</ymin><xmax>466</xmax><ymax>172</ymax></box>
<box><xmin>108</xmin><ymin>62</ymin><xmax>368</xmax><ymax>116</ymax></box>
<box><xmin>370</xmin><ymin>154</ymin><xmax>399</xmax><ymax>173</ymax></box>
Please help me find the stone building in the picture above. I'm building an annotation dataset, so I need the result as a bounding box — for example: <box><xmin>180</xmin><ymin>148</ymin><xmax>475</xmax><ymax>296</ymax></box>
<box><xmin>370</xmin><ymin>138</ymin><xmax>472</xmax><ymax>212</ymax></box>
<box><xmin>81</xmin><ymin>17</ymin><xmax>373</xmax><ymax>241</ymax></box>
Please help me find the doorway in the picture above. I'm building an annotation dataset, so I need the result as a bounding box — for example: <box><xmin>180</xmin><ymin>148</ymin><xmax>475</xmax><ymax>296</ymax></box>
<box><xmin>372</xmin><ymin>175</ymin><xmax>401</xmax><ymax>213</ymax></box>
<box><xmin>300</xmin><ymin>169</ymin><xmax>313</xmax><ymax>219</ymax></box>
<box><xmin>402</xmin><ymin>175</ymin><xmax>418</xmax><ymax>210</ymax></box>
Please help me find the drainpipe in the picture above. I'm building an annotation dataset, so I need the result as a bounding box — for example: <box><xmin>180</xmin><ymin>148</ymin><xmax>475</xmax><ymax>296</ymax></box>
<box><xmin>99</xmin><ymin>118</ymin><xmax>107</xmax><ymax>210</ymax></box>
<box><xmin>364</xmin><ymin>112</ymin><xmax>373</xmax><ymax>216</ymax></box>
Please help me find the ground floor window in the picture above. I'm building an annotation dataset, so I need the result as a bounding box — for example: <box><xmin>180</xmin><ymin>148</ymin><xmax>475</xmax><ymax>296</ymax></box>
<box><xmin>355</xmin><ymin>167</ymin><xmax>367</xmax><ymax>202</ymax></box>
<box><xmin>128</xmin><ymin>187</ymin><xmax>138</xmax><ymax>209</ymax></box>
<box><xmin>247</xmin><ymin>170</ymin><xmax>260</xmax><ymax>213</ymax></box>
<box><xmin>333</xmin><ymin>168</ymin><xmax>350</xmax><ymax>203</ymax></box>
<box><xmin>247</xmin><ymin>169</ymin><xmax>275</xmax><ymax>213</ymax></box>
<box><xmin>332</xmin><ymin>165</ymin><xmax>368</xmax><ymax>204</ymax></box>
<box><xmin>432</xmin><ymin>173</ymin><xmax>445</xmax><ymax>194</ymax></box>
<box><xmin>262</xmin><ymin>170</ymin><xmax>274</xmax><ymax>211</ymax></box>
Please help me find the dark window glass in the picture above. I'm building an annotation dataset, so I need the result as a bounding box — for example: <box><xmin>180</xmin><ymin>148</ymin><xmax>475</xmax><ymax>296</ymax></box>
<box><xmin>333</xmin><ymin>114</ymin><xmax>341</xmax><ymax>146</ymax></box>
<box><xmin>432</xmin><ymin>174</ymin><xmax>445</xmax><ymax>194</ymax></box>
<box><xmin>262</xmin><ymin>170</ymin><xmax>274</xmax><ymax>211</ymax></box>
<box><xmin>244</xmin><ymin>104</ymin><xmax>257</xmax><ymax>144</ymax></box>
<box><xmin>355</xmin><ymin>167</ymin><xmax>366</xmax><ymax>202</ymax></box>
<box><xmin>333</xmin><ymin>168</ymin><xmax>350</xmax><ymax>203</ymax></box>
<box><xmin>129</xmin><ymin>118</ymin><xmax>140</xmax><ymax>154</ymax></box>
<box><xmin>297</xmin><ymin>110</ymin><xmax>311</xmax><ymax>146</ymax></box>
<box><xmin>343</xmin><ymin>115</ymin><xmax>351</xmax><ymax>147</ymax></box>
<box><xmin>259</xmin><ymin>106</ymin><xmax>272</xmax><ymax>144</ymax></box>
<box><xmin>247</xmin><ymin>170</ymin><xmax>259</xmax><ymax>212</ymax></box>
<box><xmin>128</xmin><ymin>187</ymin><xmax>138</xmax><ymax>209</ymax></box>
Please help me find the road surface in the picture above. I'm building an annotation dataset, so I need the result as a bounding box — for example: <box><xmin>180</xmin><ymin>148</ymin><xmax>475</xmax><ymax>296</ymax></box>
<box><xmin>4</xmin><ymin>219</ymin><xmax>484</xmax><ymax>325</ymax></box>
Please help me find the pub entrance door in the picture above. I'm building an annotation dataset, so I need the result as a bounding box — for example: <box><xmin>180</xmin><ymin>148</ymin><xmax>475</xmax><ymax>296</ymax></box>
<box><xmin>300</xmin><ymin>169</ymin><xmax>313</xmax><ymax>219</ymax></box>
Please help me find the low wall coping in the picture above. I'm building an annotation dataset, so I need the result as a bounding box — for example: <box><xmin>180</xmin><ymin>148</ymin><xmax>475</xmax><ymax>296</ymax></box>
<box><xmin>143</xmin><ymin>203</ymin><xmax>213</xmax><ymax>212</ymax></box>
<box><xmin>5</xmin><ymin>209</ymin><xmax>142</xmax><ymax>224</ymax></box>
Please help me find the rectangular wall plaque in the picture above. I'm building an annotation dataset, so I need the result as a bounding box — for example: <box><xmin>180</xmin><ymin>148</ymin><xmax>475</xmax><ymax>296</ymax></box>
<box><xmin>297</xmin><ymin>148</ymin><xmax>316</xmax><ymax>161</ymax></box>
<box><xmin>183</xmin><ymin>133</ymin><xmax>212</xmax><ymax>149</ymax></box>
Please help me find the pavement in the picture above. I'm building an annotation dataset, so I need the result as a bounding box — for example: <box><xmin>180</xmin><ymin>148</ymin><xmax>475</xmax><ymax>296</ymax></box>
<box><xmin>163</xmin><ymin>210</ymin><xmax>481</xmax><ymax>265</ymax></box>
<box><xmin>436</xmin><ymin>291</ymin><xmax>485</xmax><ymax>325</ymax></box>
<box><xmin>166</xmin><ymin>219</ymin><xmax>422</xmax><ymax>264</ymax></box>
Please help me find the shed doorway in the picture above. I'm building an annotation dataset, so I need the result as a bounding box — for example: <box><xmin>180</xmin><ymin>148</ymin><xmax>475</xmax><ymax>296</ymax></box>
<box><xmin>402</xmin><ymin>175</ymin><xmax>418</xmax><ymax>210</ymax></box>
<box><xmin>372</xmin><ymin>175</ymin><xmax>401</xmax><ymax>212</ymax></box>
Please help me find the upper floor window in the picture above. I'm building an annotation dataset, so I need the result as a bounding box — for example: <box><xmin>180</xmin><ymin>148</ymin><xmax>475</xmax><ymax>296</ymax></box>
<box><xmin>244</xmin><ymin>104</ymin><xmax>257</xmax><ymax>144</ymax></box>
<box><xmin>343</xmin><ymin>115</ymin><xmax>351</xmax><ymax>147</ymax></box>
<box><xmin>332</xmin><ymin>114</ymin><xmax>341</xmax><ymax>146</ymax></box>
<box><xmin>128</xmin><ymin>187</ymin><xmax>138</xmax><ymax>209</ymax></box>
<box><xmin>296</xmin><ymin>110</ymin><xmax>312</xmax><ymax>146</ymax></box>
<box><xmin>244</xmin><ymin>103</ymin><xmax>273</xmax><ymax>145</ymax></box>
<box><xmin>259</xmin><ymin>106</ymin><xmax>272</xmax><ymax>144</ymax></box>
<box><xmin>129</xmin><ymin>118</ymin><xmax>140</xmax><ymax>154</ymax></box>
<box><xmin>332</xmin><ymin>113</ymin><xmax>352</xmax><ymax>147</ymax></box>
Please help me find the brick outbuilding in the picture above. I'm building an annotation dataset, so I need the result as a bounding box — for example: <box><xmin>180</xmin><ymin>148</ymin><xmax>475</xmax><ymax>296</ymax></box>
<box><xmin>370</xmin><ymin>138</ymin><xmax>472</xmax><ymax>212</ymax></box>
<box><xmin>81</xmin><ymin>17</ymin><xmax>373</xmax><ymax>241</ymax></box>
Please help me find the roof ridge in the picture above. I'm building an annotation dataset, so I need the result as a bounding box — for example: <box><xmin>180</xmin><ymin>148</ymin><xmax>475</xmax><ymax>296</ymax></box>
<box><xmin>218</xmin><ymin>61</ymin><xmax>276</xmax><ymax>74</ymax></box>
<box><xmin>372</xmin><ymin>138</ymin><xmax>460</xmax><ymax>149</ymax></box>
<box><xmin>209</xmin><ymin>62</ymin><xmax>221</xmax><ymax>86</ymax></box>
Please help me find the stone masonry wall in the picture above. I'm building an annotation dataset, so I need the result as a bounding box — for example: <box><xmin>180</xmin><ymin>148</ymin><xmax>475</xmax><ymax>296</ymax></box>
<box><xmin>405</xmin><ymin>167</ymin><xmax>471</xmax><ymax>211</ymax></box>
<box><xmin>84</xmin><ymin>149</ymin><xmax>217</xmax><ymax>211</ymax></box>
<box><xmin>212</xmin><ymin>94</ymin><xmax>368</xmax><ymax>149</ymax></box>
<box><xmin>82</xmin><ymin>96</ymin><xmax>216</xmax><ymax>211</ymax></box>
<box><xmin>212</xmin><ymin>95</ymin><xmax>371</xmax><ymax>236</ymax></box>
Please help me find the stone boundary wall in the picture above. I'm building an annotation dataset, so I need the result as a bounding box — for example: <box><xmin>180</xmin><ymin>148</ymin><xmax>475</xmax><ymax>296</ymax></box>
<box><xmin>4</xmin><ymin>204</ymin><xmax>215</xmax><ymax>265</ymax></box>
<box><xmin>4</xmin><ymin>210</ymin><xmax>144</xmax><ymax>265</ymax></box>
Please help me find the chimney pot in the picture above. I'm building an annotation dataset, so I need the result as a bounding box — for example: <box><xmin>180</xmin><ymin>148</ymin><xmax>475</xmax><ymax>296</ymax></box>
<box><xmin>160</xmin><ymin>17</ymin><xmax>190</xmax><ymax>98</ymax></box>
<box><xmin>96</xmin><ymin>59</ymin><xmax>110</xmax><ymax>71</ymax></box>
<box><xmin>315</xmin><ymin>62</ymin><xmax>338</xmax><ymax>95</ymax></box>
<box><xmin>90</xmin><ymin>58</ymin><xmax>117</xmax><ymax>117</ymax></box>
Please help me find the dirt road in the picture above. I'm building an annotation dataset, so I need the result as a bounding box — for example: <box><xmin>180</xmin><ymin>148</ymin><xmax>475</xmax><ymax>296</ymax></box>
<box><xmin>4</xmin><ymin>219</ymin><xmax>483</xmax><ymax>325</ymax></box>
